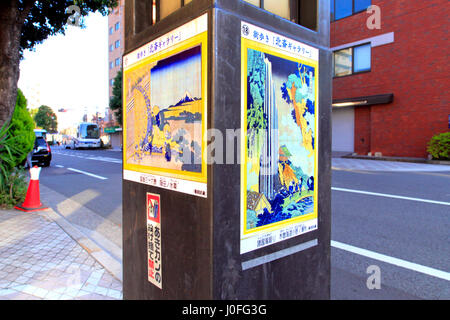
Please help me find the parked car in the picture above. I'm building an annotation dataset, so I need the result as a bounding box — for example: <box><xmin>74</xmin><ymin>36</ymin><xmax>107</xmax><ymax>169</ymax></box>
<box><xmin>31</xmin><ymin>136</ymin><xmax>52</xmax><ymax>167</ymax></box>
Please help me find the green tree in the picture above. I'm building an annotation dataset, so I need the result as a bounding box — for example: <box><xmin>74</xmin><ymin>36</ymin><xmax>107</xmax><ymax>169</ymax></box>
<box><xmin>29</xmin><ymin>107</ymin><xmax>39</xmax><ymax>119</ymax></box>
<box><xmin>0</xmin><ymin>89</ymin><xmax>34</xmax><ymax>208</ymax></box>
<box><xmin>34</xmin><ymin>105</ymin><xmax>58</xmax><ymax>133</ymax></box>
<box><xmin>0</xmin><ymin>0</ymin><xmax>117</xmax><ymax>129</ymax></box>
<box><xmin>109</xmin><ymin>68</ymin><xmax>123</xmax><ymax>125</ymax></box>
<box><xmin>9</xmin><ymin>89</ymin><xmax>35</xmax><ymax>165</ymax></box>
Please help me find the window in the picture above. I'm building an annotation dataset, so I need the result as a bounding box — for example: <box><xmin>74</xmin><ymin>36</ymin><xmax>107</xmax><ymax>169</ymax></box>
<box><xmin>110</xmin><ymin>79</ymin><xmax>114</xmax><ymax>86</ymax></box>
<box><xmin>243</xmin><ymin>0</ymin><xmax>260</xmax><ymax>6</ymax></box>
<box><xmin>109</xmin><ymin>44</ymin><xmax>114</xmax><ymax>52</ymax></box>
<box><xmin>331</xmin><ymin>0</ymin><xmax>371</xmax><ymax>21</ymax></box>
<box><xmin>243</xmin><ymin>0</ymin><xmax>290</xmax><ymax>20</ymax></box>
<box><xmin>109</xmin><ymin>62</ymin><xmax>114</xmax><ymax>69</ymax></box>
<box><xmin>81</xmin><ymin>124</ymin><xmax>100</xmax><ymax>139</ymax></box>
<box><xmin>333</xmin><ymin>43</ymin><xmax>371</xmax><ymax>77</ymax></box>
<box><xmin>242</xmin><ymin>0</ymin><xmax>317</xmax><ymax>31</ymax></box>
<box><xmin>354</xmin><ymin>0</ymin><xmax>371</xmax><ymax>12</ymax></box>
<box><xmin>160</xmin><ymin>1</ymin><xmax>181</xmax><ymax>20</ymax></box>
<box><xmin>333</xmin><ymin>48</ymin><xmax>352</xmax><ymax>77</ymax></box>
<box><xmin>115</xmin><ymin>58</ymin><xmax>121</xmax><ymax>67</ymax></box>
<box><xmin>115</xmin><ymin>22</ymin><xmax>120</xmax><ymax>31</ymax></box>
<box><xmin>115</xmin><ymin>40</ymin><xmax>120</xmax><ymax>48</ymax></box>
<box><xmin>109</xmin><ymin>27</ymin><xmax>113</xmax><ymax>35</ymax></box>
<box><xmin>334</xmin><ymin>0</ymin><xmax>352</xmax><ymax>20</ymax></box>
<box><xmin>353</xmin><ymin>44</ymin><xmax>371</xmax><ymax>72</ymax></box>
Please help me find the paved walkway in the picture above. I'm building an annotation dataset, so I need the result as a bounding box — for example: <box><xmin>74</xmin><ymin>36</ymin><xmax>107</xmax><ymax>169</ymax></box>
<box><xmin>0</xmin><ymin>209</ymin><xmax>122</xmax><ymax>300</ymax></box>
<box><xmin>332</xmin><ymin>158</ymin><xmax>450</xmax><ymax>172</ymax></box>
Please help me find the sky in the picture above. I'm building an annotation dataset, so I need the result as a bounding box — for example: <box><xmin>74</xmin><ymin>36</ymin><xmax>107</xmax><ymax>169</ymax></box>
<box><xmin>150</xmin><ymin>45</ymin><xmax>202</xmax><ymax>108</ymax></box>
<box><xmin>18</xmin><ymin>12</ymin><xmax>109</xmax><ymax>130</ymax></box>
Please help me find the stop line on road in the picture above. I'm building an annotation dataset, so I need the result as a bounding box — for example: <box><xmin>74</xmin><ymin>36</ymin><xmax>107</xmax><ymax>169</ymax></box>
<box><xmin>67</xmin><ymin>167</ymin><xmax>108</xmax><ymax>180</ymax></box>
<box><xmin>52</xmin><ymin>150</ymin><xmax>122</xmax><ymax>164</ymax></box>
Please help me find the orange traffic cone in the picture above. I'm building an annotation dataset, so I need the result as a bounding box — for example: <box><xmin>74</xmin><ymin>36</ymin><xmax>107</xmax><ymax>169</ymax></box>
<box><xmin>15</xmin><ymin>166</ymin><xmax>48</xmax><ymax>212</ymax></box>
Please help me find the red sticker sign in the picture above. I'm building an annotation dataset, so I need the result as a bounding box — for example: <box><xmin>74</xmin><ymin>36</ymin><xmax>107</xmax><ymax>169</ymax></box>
<box><xmin>146</xmin><ymin>192</ymin><xmax>162</xmax><ymax>289</ymax></box>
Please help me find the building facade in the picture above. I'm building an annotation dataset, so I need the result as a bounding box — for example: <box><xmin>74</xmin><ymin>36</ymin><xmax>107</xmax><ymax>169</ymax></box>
<box><xmin>331</xmin><ymin>0</ymin><xmax>449</xmax><ymax>158</ymax></box>
<box><xmin>107</xmin><ymin>0</ymin><xmax>125</xmax><ymax>147</ymax></box>
<box><xmin>108</xmin><ymin>0</ymin><xmax>125</xmax><ymax>99</ymax></box>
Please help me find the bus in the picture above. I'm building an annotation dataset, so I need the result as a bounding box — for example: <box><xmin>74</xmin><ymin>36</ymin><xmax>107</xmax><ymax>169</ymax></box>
<box><xmin>71</xmin><ymin>122</ymin><xmax>102</xmax><ymax>149</ymax></box>
<box><xmin>34</xmin><ymin>129</ymin><xmax>47</xmax><ymax>140</ymax></box>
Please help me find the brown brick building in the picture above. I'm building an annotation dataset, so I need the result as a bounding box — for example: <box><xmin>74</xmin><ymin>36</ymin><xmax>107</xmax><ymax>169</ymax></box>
<box><xmin>331</xmin><ymin>0</ymin><xmax>449</xmax><ymax>158</ymax></box>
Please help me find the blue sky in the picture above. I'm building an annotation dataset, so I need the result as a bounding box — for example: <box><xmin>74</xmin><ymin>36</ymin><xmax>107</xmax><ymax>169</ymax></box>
<box><xmin>18</xmin><ymin>12</ymin><xmax>109</xmax><ymax>130</ymax></box>
<box><xmin>150</xmin><ymin>46</ymin><xmax>202</xmax><ymax>109</ymax></box>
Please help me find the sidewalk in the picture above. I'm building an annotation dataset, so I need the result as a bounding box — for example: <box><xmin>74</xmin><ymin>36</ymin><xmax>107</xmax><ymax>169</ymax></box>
<box><xmin>332</xmin><ymin>157</ymin><xmax>450</xmax><ymax>172</ymax></box>
<box><xmin>0</xmin><ymin>208</ymin><xmax>122</xmax><ymax>300</ymax></box>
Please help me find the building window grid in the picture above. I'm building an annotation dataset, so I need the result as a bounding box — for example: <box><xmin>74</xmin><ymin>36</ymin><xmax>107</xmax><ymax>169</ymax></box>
<box><xmin>151</xmin><ymin>1</ymin><xmax>304</xmax><ymax>28</ymax></box>
<box><xmin>333</xmin><ymin>43</ymin><xmax>371</xmax><ymax>78</ymax></box>
<box><xmin>154</xmin><ymin>0</ymin><xmax>187</xmax><ymax>23</ymax></box>
<box><xmin>331</xmin><ymin>0</ymin><xmax>371</xmax><ymax>21</ymax></box>
<box><xmin>242</xmin><ymin>0</ymin><xmax>298</xmax><ymax>23</ymax></box>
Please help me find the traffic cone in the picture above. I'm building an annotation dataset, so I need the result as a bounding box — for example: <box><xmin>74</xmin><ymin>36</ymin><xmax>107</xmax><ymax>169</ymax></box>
<box><xmin>15</xmin><ymin>166</ymin><xmax>48</xmax><ymax>212</ymax></box>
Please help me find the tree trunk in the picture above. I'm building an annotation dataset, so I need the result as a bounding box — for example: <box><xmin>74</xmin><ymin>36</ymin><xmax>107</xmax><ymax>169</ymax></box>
<box><xmin>0</xmin><ymin>0</ymin><xmax>33</xmax><ymax>129</ymax></box>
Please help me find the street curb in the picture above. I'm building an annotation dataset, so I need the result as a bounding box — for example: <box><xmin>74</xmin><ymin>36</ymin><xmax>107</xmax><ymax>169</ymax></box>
<box><xmin>37</xmin><ymin>184</ymin><xmax>123</xmax><ymax>283</ymax></box>
<box><xmin>341</xmin><ymin>154</ymin><xmax>450</xmax><ymax>166</ymax></box>
<box><xmin>42</xmin><ymin>209</ymin><xmax>123</xmax><ymax>282</ymax></box>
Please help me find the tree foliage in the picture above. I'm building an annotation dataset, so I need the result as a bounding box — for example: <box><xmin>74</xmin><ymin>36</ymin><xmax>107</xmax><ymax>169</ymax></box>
<box><xmin>9</xmin><ymin>89</ymin><xmax>35</xmax><ymax>165</ymax></box>
<box><xmin>34</xmin><ymin>105</ymin><xmax>58</xmax><ymax>133</ymax></box>
<box><xmin>0</xmin><ymin>0</ymin><xmax>117</xmax><ymax>128</ymax></box>
<box><xmin>0</xmin><ymin>89</ymin><xmax>34</xmax><ymax>207</ymax></box>
<box><xmin>20</xmin><ymin>0</ymin><xmax>117</xmax><ymax>55</ymax></box>
<box><xmin>109</xmin><ymin>68</ymin><xmax>123</xmax><ymax>125</ymax></box>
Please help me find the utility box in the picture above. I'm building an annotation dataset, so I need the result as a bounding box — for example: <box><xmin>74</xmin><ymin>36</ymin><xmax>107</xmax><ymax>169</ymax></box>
<box><xmin>122</xmin><ymin>0</ymin><xmax>331</xmax><ymax>299</ymax></box>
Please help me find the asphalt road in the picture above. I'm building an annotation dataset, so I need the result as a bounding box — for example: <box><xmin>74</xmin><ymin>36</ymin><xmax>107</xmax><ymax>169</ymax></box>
<box><xmin>38</xmin><ymin>147</ymin><xmax>123</xmax><ymax>226</ymax></box>
<box><xmin>37</xmin><ymin>147</ymin><xmax>450</xmax><ymax>299</ymax></box>
<box><xmin>331</xmin><ymin>168</ymin><xmax>450</xmax><ymax>300</ymax></box>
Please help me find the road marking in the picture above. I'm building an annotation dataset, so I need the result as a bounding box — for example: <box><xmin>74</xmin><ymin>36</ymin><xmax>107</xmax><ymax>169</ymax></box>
<box><xmin>55</xmin><ymin>165</ymin><xmax>64</xmax><ymax>168</ymax></box>
<box><xmin>331</xmin><ymin>240</ymin><xmax>450</xmax><ymax>281</ymax></box>
<box><xmin>67</xmin><ymin>168</ymin><xmax>108</xmax><ymax>180</ymax></box>
<box><xmin>86</xmin><ymin>156</ymin><xmax>122</xmax><ymax>164</ymax></box>
<box><xmin>52</xmin><ymin>151</ymin><xmax>121</xmax><ymax>164</ymax></box>
<box><xmin>332</xmin><ymin>187</ymin><xmax>450</xmax><ymax>206</ymax></box>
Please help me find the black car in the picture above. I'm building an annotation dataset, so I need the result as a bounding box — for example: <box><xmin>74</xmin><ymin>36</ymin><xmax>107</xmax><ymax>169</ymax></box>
<box><xmin>31</xmin><ymin>136</ymin><xmax>52</xmax><ymax>167</ymax></box>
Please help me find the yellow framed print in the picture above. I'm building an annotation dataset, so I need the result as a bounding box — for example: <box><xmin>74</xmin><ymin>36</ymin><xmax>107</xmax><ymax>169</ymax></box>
<box><xmin>240</xmin><ymin>21</ymin><xmax>319</xmax><ymax>253</ymax></box>
<box><xmin>123</xmin><ymin>14</ymin><xmax>208</xmax><ymax>197</ymax></box>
